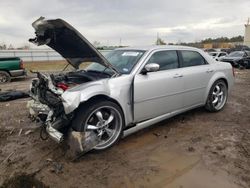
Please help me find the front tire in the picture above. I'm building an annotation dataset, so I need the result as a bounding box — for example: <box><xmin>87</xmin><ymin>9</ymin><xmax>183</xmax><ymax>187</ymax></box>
<box><xmin>72</xmin><ymin>100</ymin><xmax>124</xmax><ymax>151</ymax></box>
<box><xmin>205</xmin><ymin>80</ymin><xmax>228</xmax><ymax>112</ymax></box>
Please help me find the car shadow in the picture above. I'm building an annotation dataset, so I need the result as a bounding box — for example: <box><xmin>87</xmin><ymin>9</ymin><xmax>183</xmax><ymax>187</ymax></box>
<box><xmin>122</xmin><ymin>107</ymin><xmax>207</xmax><ymax>140</ymax></box>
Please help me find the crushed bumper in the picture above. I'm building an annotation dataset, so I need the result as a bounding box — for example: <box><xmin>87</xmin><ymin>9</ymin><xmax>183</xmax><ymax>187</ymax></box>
<box><xmin>27</xmin><ymin>99</ymin><xmax>101</xmax><ymax>155</ymax></box>
<box><xmin>27</xmin><ymin>99</ymin><xmax>50</xmax><ymax>121</ymax></box>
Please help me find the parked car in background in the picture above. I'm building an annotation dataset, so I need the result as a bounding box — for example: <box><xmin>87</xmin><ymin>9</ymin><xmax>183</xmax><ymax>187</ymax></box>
<box><xmin>28</xmin><ymin>17</ymin><xmax>235</xmax><ymax>152</ymax></box>
<box><xmin>0</xmin><ymin>57</ymin><xmax>26</xmax><ymax>83</ymax></box>
<box><xmin>208</xmin><ymin>52</ymin><xmax>228</xmax><ymax>61</ymax></box>
<box><xmin>219</xmin><ymin>51</ymin><xmax>250</xmax><ymax>68</ymax></box>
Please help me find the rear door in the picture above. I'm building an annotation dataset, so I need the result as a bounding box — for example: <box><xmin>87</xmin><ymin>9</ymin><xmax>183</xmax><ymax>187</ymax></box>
<box><xmin>178</xmin><ymin>50</ymin><xmax>213</xmax><ymax>108</ymax></box>
<box><xmin>133</xmin><ymin>50</ymin><xmax>184</xmax><ymax>122</ymax></box>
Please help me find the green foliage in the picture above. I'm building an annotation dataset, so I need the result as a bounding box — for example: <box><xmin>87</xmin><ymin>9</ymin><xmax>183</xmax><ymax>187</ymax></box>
<box><xmin>201</xmin><ymin>35</ymin><xmax>244</xmax><ymax>43</ymax></box>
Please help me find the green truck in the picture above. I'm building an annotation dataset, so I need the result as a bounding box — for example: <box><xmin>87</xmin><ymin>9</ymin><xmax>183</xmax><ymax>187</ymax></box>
<box><xmin>0</xmin><ymin>57</ymin><xmax>26</xmax><ymax>83</ymax></box>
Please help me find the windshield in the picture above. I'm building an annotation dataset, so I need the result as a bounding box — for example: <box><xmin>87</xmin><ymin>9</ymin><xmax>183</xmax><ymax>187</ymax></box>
<box><xmin>86</xmin><ymin>50</ymin><xmax>145</xmax><ymax>74</ymax></box>
<box><xmin>228</xmin><ymin>51</ymin><xmax>245</xmax><ymax>57</ymax></box>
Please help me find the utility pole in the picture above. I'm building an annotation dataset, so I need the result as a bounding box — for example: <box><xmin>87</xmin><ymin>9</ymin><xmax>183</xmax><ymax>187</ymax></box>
<box><xmin>244</xmin><ymin>17</ymin><xmax>250</xmax><ymax>47</ymax></box>
<box><xmin>119</xmin><ymin>38</ymin><xmax>122</xmax><ymax>46</ymax></box>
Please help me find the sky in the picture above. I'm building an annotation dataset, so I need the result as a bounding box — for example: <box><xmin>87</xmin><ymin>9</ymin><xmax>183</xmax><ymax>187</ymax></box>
<box><xmin>0</xmin><ymin>0</ymin><xmax>249</xmax><ymax>48</ymax></box>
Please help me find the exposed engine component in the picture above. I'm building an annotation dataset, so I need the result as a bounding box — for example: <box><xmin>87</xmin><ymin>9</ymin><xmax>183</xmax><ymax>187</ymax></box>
<box><xmin>27</xmin><ymin>100</ymin><xmax>50</xmax><ymax>122</ymax></box>
<box><xmin>28</xmin><ymin>71</ymin><xmax>109</xmax><ymax>145</ymax></box>
<box><xmin>45</xmin><ymin>110</ymin><xmax>64</xmax><ymax>143</ymax></box>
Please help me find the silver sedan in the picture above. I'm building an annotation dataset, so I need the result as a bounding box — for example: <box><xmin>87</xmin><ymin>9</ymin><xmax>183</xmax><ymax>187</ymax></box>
<box><xmin>28</xmin><ymin>18</ymin><xmax>234</xmax><ymax>152</ymax></box>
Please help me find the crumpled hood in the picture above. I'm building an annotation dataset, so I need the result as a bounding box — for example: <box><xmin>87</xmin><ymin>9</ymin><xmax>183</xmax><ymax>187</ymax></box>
<box><xmin>29</xmin><ymin>17</ymin><xmax>119</xmax><ymax>73</ymax></box>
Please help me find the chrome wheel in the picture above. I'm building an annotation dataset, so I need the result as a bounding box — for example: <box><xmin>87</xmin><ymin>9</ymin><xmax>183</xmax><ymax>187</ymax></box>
<box><xmin>211</xmin><ymin>82</ymin><xmax>227</xmax><ymax>110</ymax></box>
<box><xmin>84</xmin><ymin>106</ymin><xmax>123</xmax><ymax>150</ymax></box>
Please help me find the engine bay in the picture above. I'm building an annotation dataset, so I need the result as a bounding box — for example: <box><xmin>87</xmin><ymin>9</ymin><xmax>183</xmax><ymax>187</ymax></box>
<box><xmin>30</xmin><ymin>70</ymin><xmax>111</xmax><ymax>107</ymax></box>
<box><xmin>52</xmin><ymin>70</ymin><xmax>111</xmax><ymax>87</ymax></box>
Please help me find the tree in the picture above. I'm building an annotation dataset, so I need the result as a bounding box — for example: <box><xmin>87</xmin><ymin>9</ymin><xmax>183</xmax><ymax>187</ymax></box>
<box><xmin>155</xmin><ymin>37</ymin><xmax>166</xmax><ymax>45</ymax></box>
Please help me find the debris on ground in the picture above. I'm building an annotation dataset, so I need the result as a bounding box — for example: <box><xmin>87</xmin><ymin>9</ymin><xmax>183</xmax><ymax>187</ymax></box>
<box><xmin>0</xmin><ymin>152</ymin><xmax>15</xmax><ymax>165</ymax></box>
<box><xmin>24</xmin><ymin>130</ymin><xmax>33</xmax><ymax>135</ymax></box>
<box><xmin>18</xmin><ymin>129</ymin><xmax>23</xmax><ymax>136</ymax></box>
<box><xmin>9</xmin><ymin>128</ymin><xmax>15</xmax><ymax>135</ymax></box>
<box><xmin>191</xmin><ymin>136</ymin><xmax>202</xmax><ymax>143</ymax></box>
<box><xmin>0</xmin><ymin>90</ymin><xmax>30</xmax><ymax>102</ymax></box>
<box><xmin>49</xmin><ymin>162</ymin><xmax>63</xmax><ymax>174</ymax></box>
<box><xmin>187</xmin><ymin>146</ymin><xmax>195</xmax><ymax>152</ymax></box>
<box><xmin>153</xmin><ymin>132</ymin><xmax>161</xmax><ymax>137</ymax></box>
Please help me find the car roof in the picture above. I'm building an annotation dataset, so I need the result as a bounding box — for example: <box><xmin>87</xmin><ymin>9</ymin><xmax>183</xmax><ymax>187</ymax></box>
<box><xmin>116</xmin><ymin>45</ymin><xmax>199</xmax><ymax>52</ymax></box>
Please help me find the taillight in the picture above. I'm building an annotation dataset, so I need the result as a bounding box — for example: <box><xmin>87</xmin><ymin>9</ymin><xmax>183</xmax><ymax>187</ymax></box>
<box><xmin>57</xmin><ymin>83</ymin><xmax>69</xmax><ymax>91</ymax></box>
<box><xmin>20</xmin><ymin>59</ymin><xmax>24</xmax><ymax>69</ymax></box>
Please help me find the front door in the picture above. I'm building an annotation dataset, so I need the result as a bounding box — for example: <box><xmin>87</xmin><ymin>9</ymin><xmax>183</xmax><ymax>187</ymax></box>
<box><xmin>133</xmin><ymin>50</ymin><xmax>184</xmax><ymax>122</ymax></box>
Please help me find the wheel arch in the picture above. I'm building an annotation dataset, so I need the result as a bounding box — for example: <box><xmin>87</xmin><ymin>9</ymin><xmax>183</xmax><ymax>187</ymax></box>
<box><xmin>0</xmin><ymin>69</ymin><xmax>11</xmax><ymax>75</ymax></box>
<box><xmin>72</xmin><ymin>94</ymin><xmax>126</xmax><ymax>135</ymax></box>
<box><xmin>205</xmin><ymin>73</ymin><xmax>229</xmax><ymax>103</ymax></box>
<box><xmin>81</xmin><ymin>94</ymin><xmax>125</xmax><ymax>117</ymax></box>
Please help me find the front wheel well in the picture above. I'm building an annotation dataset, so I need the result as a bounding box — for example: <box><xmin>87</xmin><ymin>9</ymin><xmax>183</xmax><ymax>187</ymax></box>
<box><xmin>78</xmin><ymin>94</ymin><xmax>125</xmax><ymax>120</ymax></box>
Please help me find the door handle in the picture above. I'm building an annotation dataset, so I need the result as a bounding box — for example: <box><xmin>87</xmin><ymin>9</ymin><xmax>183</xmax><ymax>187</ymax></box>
<box><xmin>173</xmin><ymin>74</ymin><xmax>183</xmax><ymax>78</ymax></box>
<box><xmin>206</xmin><ymin>69</ymin><xmax>214</xmax><ymax>73</ymax></box>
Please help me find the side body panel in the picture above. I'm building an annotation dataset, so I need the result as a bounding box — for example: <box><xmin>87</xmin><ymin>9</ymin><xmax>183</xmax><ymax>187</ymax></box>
<box><xmin>0</xmin><ymin>58</ymin><xmax>20</xmax><ymax>71</ymax></box>
<box><xmin>133</xmin><ymin>69</ymin><xmax>184</xmax><ymax>122</ymax></box>
<box><xmin>61</xmin><ymin>46</ymin><xmax>234</xmax><ymax>129</ymax></box>
<box><xmin>178</xmin><ymin>64</ymin><xmax>213</xmax><ymax>107</ymax></box>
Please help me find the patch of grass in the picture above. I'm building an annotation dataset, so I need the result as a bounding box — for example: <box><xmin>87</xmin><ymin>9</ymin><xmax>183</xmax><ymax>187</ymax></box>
<box><xmin>23</xmin><ymin>60</ymin><xmax>89</xmax><ymax>72</ymax></box>
<box><xmin>24</xmin><ymin>60</ymin><xmax>68</xmax><ymax>71</ymax></box>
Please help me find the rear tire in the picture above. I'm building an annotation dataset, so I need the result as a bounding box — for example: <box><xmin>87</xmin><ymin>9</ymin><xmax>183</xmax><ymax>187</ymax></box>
<box><xmin>205</xmin><ymin>80</ymin><xmax>228</xmax><ymax>112</ymax></box>
<box><xmin>72</xmin><ymin>100</ymin><xmax>124</xmax><ymax>151</ymax></box>
<box><xmin>0</xmin><ymin>71</ymin><xmax>11</xmax><ymax>83</ymax></box>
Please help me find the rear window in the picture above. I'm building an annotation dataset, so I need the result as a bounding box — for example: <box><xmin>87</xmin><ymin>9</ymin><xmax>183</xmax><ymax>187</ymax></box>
<box><xmin>181</xmin><ymin>51</ymin><xmax>206</xmax><ymax>67</ymax></box>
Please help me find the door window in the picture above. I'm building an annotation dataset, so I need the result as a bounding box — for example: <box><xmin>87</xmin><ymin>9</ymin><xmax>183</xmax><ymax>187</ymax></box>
<box><xmin>147</xmin><ymin>50</ymin><xmax>178</xmax><ymax>71</ymax></box>
<box><xmin>180</xmin><ymin>51</ymin><xmax>206</xmax><ymax>67</ymax></box>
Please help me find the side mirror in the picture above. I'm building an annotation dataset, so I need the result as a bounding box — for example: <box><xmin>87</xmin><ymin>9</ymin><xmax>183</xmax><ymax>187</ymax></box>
<box><xmin>141</xmin><ymin>63</ymin><xmax>160</xmax><ymax>74</ymax></box>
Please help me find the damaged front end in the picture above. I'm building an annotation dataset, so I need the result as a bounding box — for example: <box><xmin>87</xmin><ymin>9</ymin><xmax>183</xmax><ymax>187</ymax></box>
<box><xmin>27</xmin><ymin>72</ymin><xmax>101</xmax><ymax>155</ymax></box>
<box><xmin>28</xmin><ymin>72</ymin><xmax>72</xmax><ymax>143</ymax></box>
<box><xmin>26</xmin><ymin>16</ymin><xmax>118</xmax><ymax>154</ymax></box>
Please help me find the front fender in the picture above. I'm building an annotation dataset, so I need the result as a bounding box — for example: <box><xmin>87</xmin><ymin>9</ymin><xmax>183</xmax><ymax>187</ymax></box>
<box><xmin>62</xmin><ymin>81</ymin><xmax>110</xmax><ymax>114</ymax></box>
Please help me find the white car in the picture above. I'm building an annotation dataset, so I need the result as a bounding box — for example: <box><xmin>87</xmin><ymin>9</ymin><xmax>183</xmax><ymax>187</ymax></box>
<box><xmin>208</xmin><ymin>52</ymin><xmax>228</xmax><ymax>61</ymax></box>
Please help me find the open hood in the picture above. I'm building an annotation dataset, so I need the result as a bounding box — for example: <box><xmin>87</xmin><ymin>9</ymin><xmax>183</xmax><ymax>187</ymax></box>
<box><xmin>29</xmin><ymin>17</ymin><xmax>119</xmax><ymax>74</ymax></box>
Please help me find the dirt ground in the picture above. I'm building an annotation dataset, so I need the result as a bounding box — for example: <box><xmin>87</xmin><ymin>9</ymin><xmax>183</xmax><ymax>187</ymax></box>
<box><xmin>0</xmin><ymin>70</ymin><xmax>250</xmax><ymax>188</ymax></box>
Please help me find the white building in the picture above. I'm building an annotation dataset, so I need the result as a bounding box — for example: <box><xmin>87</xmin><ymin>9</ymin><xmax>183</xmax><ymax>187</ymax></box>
<box><xmin>244</xmin><ymin>18</ymin><xmax>250</xmax><ymax>47</ymax></box>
